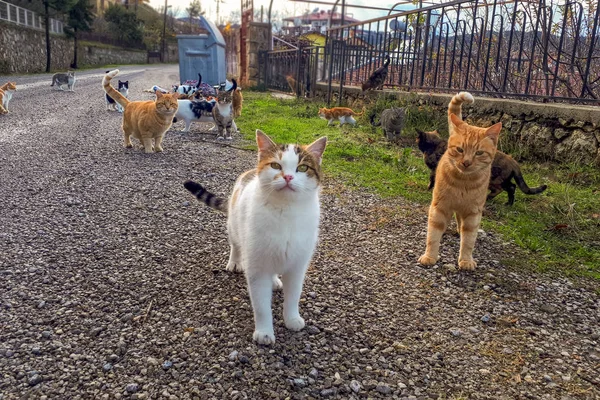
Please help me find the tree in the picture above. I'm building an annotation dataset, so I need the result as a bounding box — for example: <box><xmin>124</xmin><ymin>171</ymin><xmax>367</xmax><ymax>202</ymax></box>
<box><xmin>64</xmin><ymin>0</ymin><xmax>94</xmax><ymax>69</ymax></box>
<box><xmin>104</xmin><ymin>3</ymin><xmax>144</xmax><ymax>45</ymax></box>
<box><xmin>186</xmin><ymin>0</ymin><xmax>202</xmax><ymax>33</ymax></box>
<box><xmin>43</xmin><ymin>0</ymin><xmax>76</xmax><ymax>72</ymax></box>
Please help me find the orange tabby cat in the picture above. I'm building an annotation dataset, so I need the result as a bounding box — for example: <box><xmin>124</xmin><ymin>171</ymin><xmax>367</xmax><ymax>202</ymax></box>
<box><xmin>103</xmin><ymin>70</ymin><xmax>179</xmax><ymax>153</ymax></box>
<box><xmin>232</xmin><ymin>87</ymin><xmax>243</xmax><ymax>117</ymax></box>
<box><xmin>318</xmin><ymin>107</ymin><xmax>364</xmax><ymax>127</ymax></box>
<box><xmin>418</xmin><ymin>92</ymin><xmax>502</xmax><ymax>271</ymax></box>
<box><xmin>0</xmin><ymin>82</ymin><xmax>17</xmax><ymax>114</ymax></box>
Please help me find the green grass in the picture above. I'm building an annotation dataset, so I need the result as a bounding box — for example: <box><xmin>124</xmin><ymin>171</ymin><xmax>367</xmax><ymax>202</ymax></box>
<box><xmin>235</xmin><ymin>92</ymin><xmax>600</xmax><ymax>282</ymax></box>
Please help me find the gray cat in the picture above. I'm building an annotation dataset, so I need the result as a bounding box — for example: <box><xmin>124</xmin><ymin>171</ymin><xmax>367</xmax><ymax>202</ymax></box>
<box><xmin>51</xmin><ymin>71</ymin><xmax>76</xmax><ymax>91</ymax></box>
<box><xmin>370</xmin><ymin>107</ymin><xmax>406</xmax><ymax>142</ymax></box>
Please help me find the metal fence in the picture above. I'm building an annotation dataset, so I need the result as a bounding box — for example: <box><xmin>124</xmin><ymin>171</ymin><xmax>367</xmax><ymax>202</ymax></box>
<box><xmin>260</xmin><ymin>0</ymin><xmax>600</xmax><ymax>105</ymax></box>
<box><xmin>261</xmin><ymin>46</ymin><xmax>324</xmax><ymax>97</ymax></box>
<box><xmin>0</xmin><ymin>0</ymin><xmax>64</xmax><ymax>34</ymax></box>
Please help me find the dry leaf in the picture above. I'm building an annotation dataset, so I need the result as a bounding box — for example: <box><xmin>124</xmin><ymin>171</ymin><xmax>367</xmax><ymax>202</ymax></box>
<box><xmin>546</xmin><ymin>224</ymin><xmax>569</xmax><ymax>232</ymax></box>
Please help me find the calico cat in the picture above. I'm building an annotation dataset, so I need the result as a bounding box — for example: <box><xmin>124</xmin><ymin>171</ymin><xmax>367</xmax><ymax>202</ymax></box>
<box><xmin>0</xmin><ymin>82</ymin><xmax>16</xmax><ymax>114</ymax></box>
<box><xmin>362</xmin><ymin>55</ymin><xmax>390</xmax><ymax>92</ymax></box>
<box><xmin>105</xmin><ymin>73</ymin><xmax>129</xmax><ymax>112</ymax></box>
<box><xmin>184</xmin><ymin>130</ymin><xmax>327</xmax><ymax>345</ymax></box>
<box><xmin>173</xmin><ymin>73</ymin><xmax>202</xmax><ymax>96</ymax></box>
<box><xmin>212</xmin><ymin>79</ymin><xmax>238</xmax><ymax>140</ymax></box>
<box><xmin>419</xmin><ymin>92</ymin><xmax>502</xmax><ymax>271</ymax></box>
<box><xmin>417</xmin><ymin>130</ymin><xmax>547</xmax><ymax>204</ymax></box>
<box><xmin>232</xmin><ymin>87</ymin><xmax>243</xmax><ymax>117</ymax></box>
<box><xmin>318</xmin><ymin>107</ymin><xmax>364</xmax><ymax>127</ymax></box>
<box><xmin>103</xmin><ymin>69</ymin><xmax>179</xmax><ymax>153</ymax></box>
<box><xmin>51</xmin><ymin>71</ymin><xmax>76</xmax><ymax>91</ymax></box>
<box><xmin>370</xmin><ymin>107</ymin><xmax>406</xmax><ymax>142</ymax></box>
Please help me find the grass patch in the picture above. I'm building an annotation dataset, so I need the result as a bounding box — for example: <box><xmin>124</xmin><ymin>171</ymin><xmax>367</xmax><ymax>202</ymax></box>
<box><xmin>235</xmin><ymin>92</ymin><xmax>600</xmax><ymax>281</ymax></box>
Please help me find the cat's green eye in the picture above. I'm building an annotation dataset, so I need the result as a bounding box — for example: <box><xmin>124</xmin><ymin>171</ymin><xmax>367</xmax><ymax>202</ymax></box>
<box><xmin>456</xmin><ymin>147</ymin><xmax>464</xmax><ymax>153</ymax></box>
<box><xmin>297</xmin><ymin>165</ymin><xmax>309</xmax><ymax>172</ymax></box>
<box><xmin>475</xmin><ymin>150</ymin><xmax>484</xmax><ymax>155</ymax></box>
<box><xmin>270</xmin><ymin>162</ymin><xmax>282</xmax><ymax>170</ymax></box>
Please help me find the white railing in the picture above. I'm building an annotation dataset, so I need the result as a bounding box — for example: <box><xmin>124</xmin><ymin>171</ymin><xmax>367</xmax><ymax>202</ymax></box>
<box><xmin>0</xmin><ymin>0</ymin><xmax>64</xmax><ymax>34</ymax></box>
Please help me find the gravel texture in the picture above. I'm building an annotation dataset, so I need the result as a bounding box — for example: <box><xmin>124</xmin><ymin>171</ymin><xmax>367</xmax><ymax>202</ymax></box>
<box><xmin>1</xmin><ymin>65</ymin><xmax>599</xmax><ymax>399</ymax></box>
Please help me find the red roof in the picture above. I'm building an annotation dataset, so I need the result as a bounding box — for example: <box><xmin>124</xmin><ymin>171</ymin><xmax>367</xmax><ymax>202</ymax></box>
<box><xmin>283</xmin><ymin>10</ymin><xmax>359</xmax><ymax>23</ymax></box>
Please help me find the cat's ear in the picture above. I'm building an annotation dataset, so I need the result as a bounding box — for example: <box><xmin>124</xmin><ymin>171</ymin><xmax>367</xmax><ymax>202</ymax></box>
<box><xmin>155</xmin><ymin>90</ymin><xmax>164</xmax><ymax>98</ymax></box>
<box><xmin>449</xmin><ymin>113</ymin><xmax>464</xmax><ymax>134</ymax></box>
<box><xmin>306</xmin><ymin>137</ymin><xmax>328</xmax><ymax>164</ymax></box>
<box><xmin>256</xmin><ymin>130</ymin><xmax>277</xmax><ymax>153</ymax></box>
<box><xmin>485</xmin><ymin>122</ymin><xmax>502</xmax><ymax>145</ymax></box>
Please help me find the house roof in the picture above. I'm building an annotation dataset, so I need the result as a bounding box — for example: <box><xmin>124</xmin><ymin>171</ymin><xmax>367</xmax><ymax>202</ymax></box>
<box><xmin>283</xmin><ymin>9</ymin><xmax>359</xmax><ymax>24</ymax></box>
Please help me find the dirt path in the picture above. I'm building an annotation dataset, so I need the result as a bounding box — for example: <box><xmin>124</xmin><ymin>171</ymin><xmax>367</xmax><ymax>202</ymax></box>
<box><xmin>0</xmin><ymin>65</ymin><xmax>598</xmax><ymax>400</ymax></box>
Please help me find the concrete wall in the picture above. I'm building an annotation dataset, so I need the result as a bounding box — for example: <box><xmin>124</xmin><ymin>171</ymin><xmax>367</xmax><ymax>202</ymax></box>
<box><xmin>0</xmin><ymin>21</ymin><xmax>151</xmax><ymax>74</ymax></box>
<box><xmin>313</xmin><ymin>83</ymin><xmax>600</xmax><ymax>166</ymax></box>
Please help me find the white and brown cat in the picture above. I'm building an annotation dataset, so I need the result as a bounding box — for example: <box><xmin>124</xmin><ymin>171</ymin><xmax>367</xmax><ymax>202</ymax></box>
<box><xmin>184</xmin><ymin>130</ymin><xmax>327</xmax><ymax>344</ymax></box>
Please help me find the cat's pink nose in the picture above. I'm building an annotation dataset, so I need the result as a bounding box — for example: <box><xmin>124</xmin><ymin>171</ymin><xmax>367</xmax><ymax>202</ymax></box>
<box><xmin>284</xmin><ymin>175</ymin><xmax>294</xmax><ymax>183</ymax></box>
<box><xmin>462</xmin><ymin>160</ymin><xmax>472</xmax><ymax>167</ymax></box>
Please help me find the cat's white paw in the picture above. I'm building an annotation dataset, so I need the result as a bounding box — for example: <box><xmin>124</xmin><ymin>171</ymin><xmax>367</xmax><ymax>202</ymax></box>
<box><xmin>253</xmin><ymin>330</ymin><xmax>275</xmax><ymax>345</ymax></box>
<box><xmin>284</xmin><ymin>316</ymin><xmax>305</xmax><ymax>331</ymax></box>
<box><xmin>226</xmin><ymin>261</ymin><xmax>243</xmax><ymax>273</ymax></box>
<box><xmin>272</xmin><ymin>276</ymin><xmax>283</xmax><ymax>291</ymax></box>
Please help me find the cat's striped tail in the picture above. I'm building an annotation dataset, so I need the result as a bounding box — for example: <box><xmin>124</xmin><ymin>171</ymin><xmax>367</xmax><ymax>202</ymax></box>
<box><xmin>184</xmin><ymin>180</ymin><xmax>228</xmax><ymax>213</ymax></box>
<box><xmin>102</xmin><ymin>70</ymin><xmax>130</xmax><ymax>109</ymax></box>
<box><xmin>448</xmin><ymin>92</ymin><xmax>474</xmax><ymax>134</ymax></box>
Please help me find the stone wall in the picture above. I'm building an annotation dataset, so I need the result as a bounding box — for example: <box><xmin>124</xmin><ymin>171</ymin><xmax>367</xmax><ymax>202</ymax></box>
<box><xmin>0</xmin><ymin>21</ymin><xmax>152</xmax><ymax>74</ymax></box>
<box><xmin>0</xmin><ymin>21</ymin><xmax>72</xmax><ymax>73</ymax></box>
<box><xmin>246</xmin><ymin>22</ymin><xmax>271</xmax><ymax>87</ymax></box>
<box><xmin>78</xmin><ymin>44</ymin><xmax>147</xmax><ymax>67</ymax></box>
<box><xmin>313</xmin><ymin>83</ymin><xmax>600</xmax><ymax>166</ymax></box>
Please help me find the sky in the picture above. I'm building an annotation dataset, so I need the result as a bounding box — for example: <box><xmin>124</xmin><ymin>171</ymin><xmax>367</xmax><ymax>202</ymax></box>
<box><xmin>147</xmin><ymin>0</ymin><xmax>421</xmax><ymax>26</ymax></box>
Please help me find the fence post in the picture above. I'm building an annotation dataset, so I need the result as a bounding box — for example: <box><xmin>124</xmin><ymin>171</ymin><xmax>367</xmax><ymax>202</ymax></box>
<box><xmin>295</xmin><ymin>48</ymin><xmax>301</xmax><ymax>98</ymax></box>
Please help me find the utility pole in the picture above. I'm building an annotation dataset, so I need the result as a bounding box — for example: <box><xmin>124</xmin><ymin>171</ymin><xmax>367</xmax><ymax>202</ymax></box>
<box><xmin>215</xmin><ymin>0</ymin><xmax>224</xmax><ymax>25</ymax></box>
<box><xmin>162</xmin><ymin>0</ymin><xmax>168</xmax><ymax>62</ymax></box>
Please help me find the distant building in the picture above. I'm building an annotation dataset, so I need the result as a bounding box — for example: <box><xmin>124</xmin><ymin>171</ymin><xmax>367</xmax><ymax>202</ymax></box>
<box><xmin>282</xmin><ymin>8</ymin><xmax>359</xmax><ymax>35</ymax></box>
<box><xmin>93</xmin><ymin>0</ymin><xmax>122</xmax><ymax>16</ymax></box>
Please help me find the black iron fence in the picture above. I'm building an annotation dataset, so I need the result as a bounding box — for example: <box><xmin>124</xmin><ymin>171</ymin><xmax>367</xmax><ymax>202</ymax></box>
<box><xmin>260</xmin><ymin>0</ymin><xmax>600</xmax><ymax>105</ymax></box>
<box><xmin>261</xmin><ymin>46</ymin><xmax>324</xmax><ymax>97</ymax></box>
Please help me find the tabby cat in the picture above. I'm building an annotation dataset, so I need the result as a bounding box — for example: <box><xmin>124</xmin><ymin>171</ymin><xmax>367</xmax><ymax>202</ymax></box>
<box><xmin>0</xmin><ymin>82</ymin><xmax>16</xmax><ymax>114</ymax></box>
<box><xmin>212</xmin><ymin>79</ymin><xmax>238</xmax><ymax>140</ymax></box>
<box><xmin>103</xmin><ymin>69</ymin><xmax>179</xmax><ymax>153</ymax></box>
<box><xmin>51</xmin><ymin>71</ymin><xmax>76</xmax><ymax>91</ymax></box>
<box><xmin>419</xmin><ymin>92</ymin><xmax>502</xmax><ymax>271</ymax></box>
<box><xmin>362</xmin><ymin>55</ymin><xmax>390</xmax><ymax>92</ymax></box>
<box><xmin>184</xmin><ymin>130</ymin><xmax>327</xmax><ymax>345</ymax></box>
<box><xmin>318</xmin><ymin>107</ymin><xmax>364</xmax><ymax>127</ymax></box>
<box><xmin>232</xmin><ymin>87</ymin><xmax>243</xmax><ymax>117</ymax></box>
<box><xmin>370</xmin><ymin>107</ymin><xmax>406</xmax><ymax>142</ymax></box>
<box><xmin>417</xmin><ymin>129</ymin><xmax>547</xmax><ymax>205</ymax></box>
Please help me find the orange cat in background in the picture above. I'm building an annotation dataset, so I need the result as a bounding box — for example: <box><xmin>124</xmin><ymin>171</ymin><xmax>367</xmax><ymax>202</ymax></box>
<box><xmin>318</xmin><ymin>107</ymin><xmax>364</xmax><ymax>127</ymax></box>
<box><xmin>103</xmin><ymin>70</ymin><xmax>180</xmax><ymax>153</ymax></box>
<box><xmin>0</xmin><ymin>82</ymin><xmax>16</xmax><ymax>114</ymax></box>
<box><xmin>232</xmin><ymin>87</ymin><xmax>243</xmax><ymax>117</ymax></box>
<box><xmin>418</xmin><ymin>92</ymin><xmax>502</xmax><ymax>271</ymax></box>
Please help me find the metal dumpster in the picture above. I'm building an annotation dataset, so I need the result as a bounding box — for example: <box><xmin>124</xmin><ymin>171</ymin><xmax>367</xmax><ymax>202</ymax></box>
<box><xmin>177</xmin><ymin>17</ymin><xmax>226</xmax><ymax>86</ymax></box>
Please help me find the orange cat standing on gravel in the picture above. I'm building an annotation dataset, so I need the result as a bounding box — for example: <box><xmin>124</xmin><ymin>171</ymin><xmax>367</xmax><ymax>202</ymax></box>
<box><xmin>318</xmin><ymin>107</ymin><xmax>364</xmax><ymax>127</ymax></box>
<box><xmin>103</xmin><ymin>70</ymin><xmax>179</xmax><ymax>153</ymax></box>
<box><xmin>0</xmin><ymin>82</ymin><xmax>16</xmax><ymax>114</ymax></box>
<box><xmin>418</xmin><ymin>92</ymin><xmax>502</xmax><ymax>271</ymax></box>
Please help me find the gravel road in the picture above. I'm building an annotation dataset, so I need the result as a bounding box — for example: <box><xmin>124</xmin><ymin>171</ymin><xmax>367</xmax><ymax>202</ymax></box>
<box><xmin>1</xmin><ymin>65</ymin><xmax>599</xmax><ymax>399</ymax></box>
